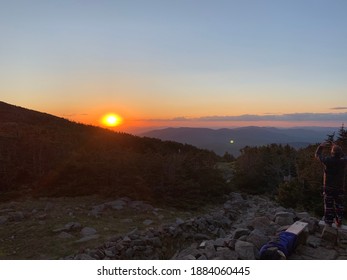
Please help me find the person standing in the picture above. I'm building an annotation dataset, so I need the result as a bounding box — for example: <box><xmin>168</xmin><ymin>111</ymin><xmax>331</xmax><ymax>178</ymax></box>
<box><xmin>315</xmin><ymin>142</ymin><xmax>347</xmax><ymax>227</ymax></box>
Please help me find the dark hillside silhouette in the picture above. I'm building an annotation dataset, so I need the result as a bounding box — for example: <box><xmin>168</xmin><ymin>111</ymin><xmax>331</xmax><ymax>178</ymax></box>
<box><xmin>0</xmin><ymin>101</ymin><xmax>226</xmax><ymax>207</ymax></box>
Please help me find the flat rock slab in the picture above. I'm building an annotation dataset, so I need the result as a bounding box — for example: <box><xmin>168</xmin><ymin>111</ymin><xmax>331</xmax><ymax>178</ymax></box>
<box><xmin>81</xmin><ymin>227</ymin><xmax>97</xmax><ymax>236</ymax></box>
<box><xmin>75</xmin><ymin>234</ymin><xmax>100</xmax><ymax>243</ymax></box>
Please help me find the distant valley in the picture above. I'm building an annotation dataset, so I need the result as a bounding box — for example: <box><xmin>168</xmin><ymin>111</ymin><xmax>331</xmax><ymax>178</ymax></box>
<box><xmin>141</xmin><ymin>126</ymin><xmax>335</xmax><ymax>156</ymax></box>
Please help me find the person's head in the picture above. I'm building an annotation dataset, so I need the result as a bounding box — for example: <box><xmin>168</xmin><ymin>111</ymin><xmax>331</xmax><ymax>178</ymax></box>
<box><xmin>331</xmin><ymin>145</ymin><xmax>343</xmax><ymax>157</ymax></box>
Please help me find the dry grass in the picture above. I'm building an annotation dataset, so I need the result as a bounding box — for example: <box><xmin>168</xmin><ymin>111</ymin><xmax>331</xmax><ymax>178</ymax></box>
<box><xmin>0</xmin><ymin>195</ymin><xmax>216</xmax><ymax>259</ymax></box>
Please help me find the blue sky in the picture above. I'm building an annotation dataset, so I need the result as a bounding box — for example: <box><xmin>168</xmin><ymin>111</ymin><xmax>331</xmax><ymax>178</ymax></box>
<box><xmin>1</xmin><ymin>0</ymin><xmax>346</xmax><ymax>132</ymax></box>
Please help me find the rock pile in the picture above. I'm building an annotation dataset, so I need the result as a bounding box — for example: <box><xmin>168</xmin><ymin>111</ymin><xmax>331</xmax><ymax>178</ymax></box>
<box><xmin>89</xmin><ymin>198</ymin><xmax>155</xmax><ymax>218</ymax></box>
<box><xmin>66</xmin><ymin>192</ymin><xmax>347</xmax><ymax>260</ymax></box>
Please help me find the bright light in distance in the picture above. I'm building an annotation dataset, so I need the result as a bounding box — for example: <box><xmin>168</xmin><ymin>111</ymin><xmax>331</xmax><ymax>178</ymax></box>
<box><xmin>101</xmin><ymin>113</ymin><xmax>123</xmax><ymax>127</ymax></box>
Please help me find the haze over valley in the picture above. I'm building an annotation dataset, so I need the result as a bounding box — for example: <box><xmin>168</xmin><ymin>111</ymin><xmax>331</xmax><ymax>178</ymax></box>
<box><xmin>141</xmin><ymin>126</ymin><xmax>335</xmax><ymax>156</ymax></box>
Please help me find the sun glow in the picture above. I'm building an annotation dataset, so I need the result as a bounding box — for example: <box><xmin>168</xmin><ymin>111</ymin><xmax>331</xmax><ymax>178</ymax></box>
<box><xmin>101</xmin><ymin>113</ymin><xmax>123</xmax><ymax>127</ymax></box>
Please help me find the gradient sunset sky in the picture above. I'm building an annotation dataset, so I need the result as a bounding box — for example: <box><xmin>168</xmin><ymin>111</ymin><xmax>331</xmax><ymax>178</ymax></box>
<box><xmin>1</xmin><ymin>0</ymin><xmax>347</xmax><ymax>133</ymax></box>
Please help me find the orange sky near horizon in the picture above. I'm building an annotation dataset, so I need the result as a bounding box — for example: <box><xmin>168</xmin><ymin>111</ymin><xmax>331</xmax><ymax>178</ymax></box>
<box><xmin>58</xmin><ymin>107</ymin><xmax>346</xmax><ymax>135</ymax></box>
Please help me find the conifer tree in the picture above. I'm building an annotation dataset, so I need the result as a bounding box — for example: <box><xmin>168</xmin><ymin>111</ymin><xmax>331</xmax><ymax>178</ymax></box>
<box><xmin>336</xmin><ymin>124</ymin><xmax>347</xmax><ymax>151</ymax></box>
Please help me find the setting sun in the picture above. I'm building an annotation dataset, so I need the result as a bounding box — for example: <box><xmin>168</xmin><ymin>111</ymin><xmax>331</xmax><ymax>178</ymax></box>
<box><xmin>101</xmin><ymin>113</ymin><xmax>123</xmax><ymax>127</ymax></box>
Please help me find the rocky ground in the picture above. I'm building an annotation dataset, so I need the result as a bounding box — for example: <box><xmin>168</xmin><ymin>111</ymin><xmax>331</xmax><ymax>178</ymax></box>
<box><xmin>171</xmin><ymin>193</ymin><xmax>347</xmax><ymax>260</ymax></box>
<box><xmin>67</xmin><ymin>193</ymin><xmax>347</xmax><ymax>260</ymax></box>
<box><xmin>1</xmin><ymin>192</ymin><xmax>346</xmax><ymax>260</ymax></box>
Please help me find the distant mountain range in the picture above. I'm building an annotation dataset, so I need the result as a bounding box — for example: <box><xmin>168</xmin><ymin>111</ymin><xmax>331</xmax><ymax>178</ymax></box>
<box><xmin>141</xmin><ymin>126</ymin><xmax>336</xmax><ymax>156</ymax></box>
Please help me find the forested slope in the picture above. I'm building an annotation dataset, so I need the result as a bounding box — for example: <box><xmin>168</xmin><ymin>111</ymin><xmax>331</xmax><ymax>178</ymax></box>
<box><xmin>0</xmin><ymin>101</ymin><xmax>226</xmax><ymax>207</ymax></box>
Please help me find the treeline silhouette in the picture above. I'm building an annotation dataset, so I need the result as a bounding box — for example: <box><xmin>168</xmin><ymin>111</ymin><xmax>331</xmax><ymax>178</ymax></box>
<box><xmin>232</xmin><ymin>125</ymin><xmax>347</xmax><ymax>215</ymax></box>
<box><xmin>0</xmin><ymin>101</ymin><xmax>226</xmax><ymax>207</ymax></box>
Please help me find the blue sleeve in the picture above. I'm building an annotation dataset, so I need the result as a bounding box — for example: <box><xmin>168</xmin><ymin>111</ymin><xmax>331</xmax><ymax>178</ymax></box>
<box><xmin>278</xmin><ymin>232</ymin><xmax>297</xmax><ymax>256</ymax></box>
<box><xmin>259</xmin><ymin>231</ymin><xmax>298</xmax><ymax>258</ymax></box>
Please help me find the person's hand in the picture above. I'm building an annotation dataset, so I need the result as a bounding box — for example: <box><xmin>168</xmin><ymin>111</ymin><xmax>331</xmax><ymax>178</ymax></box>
<box><xmin>321</xmin><ymin>141</ymin><xmax>331</xmax><ymax>147</ymax></box>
